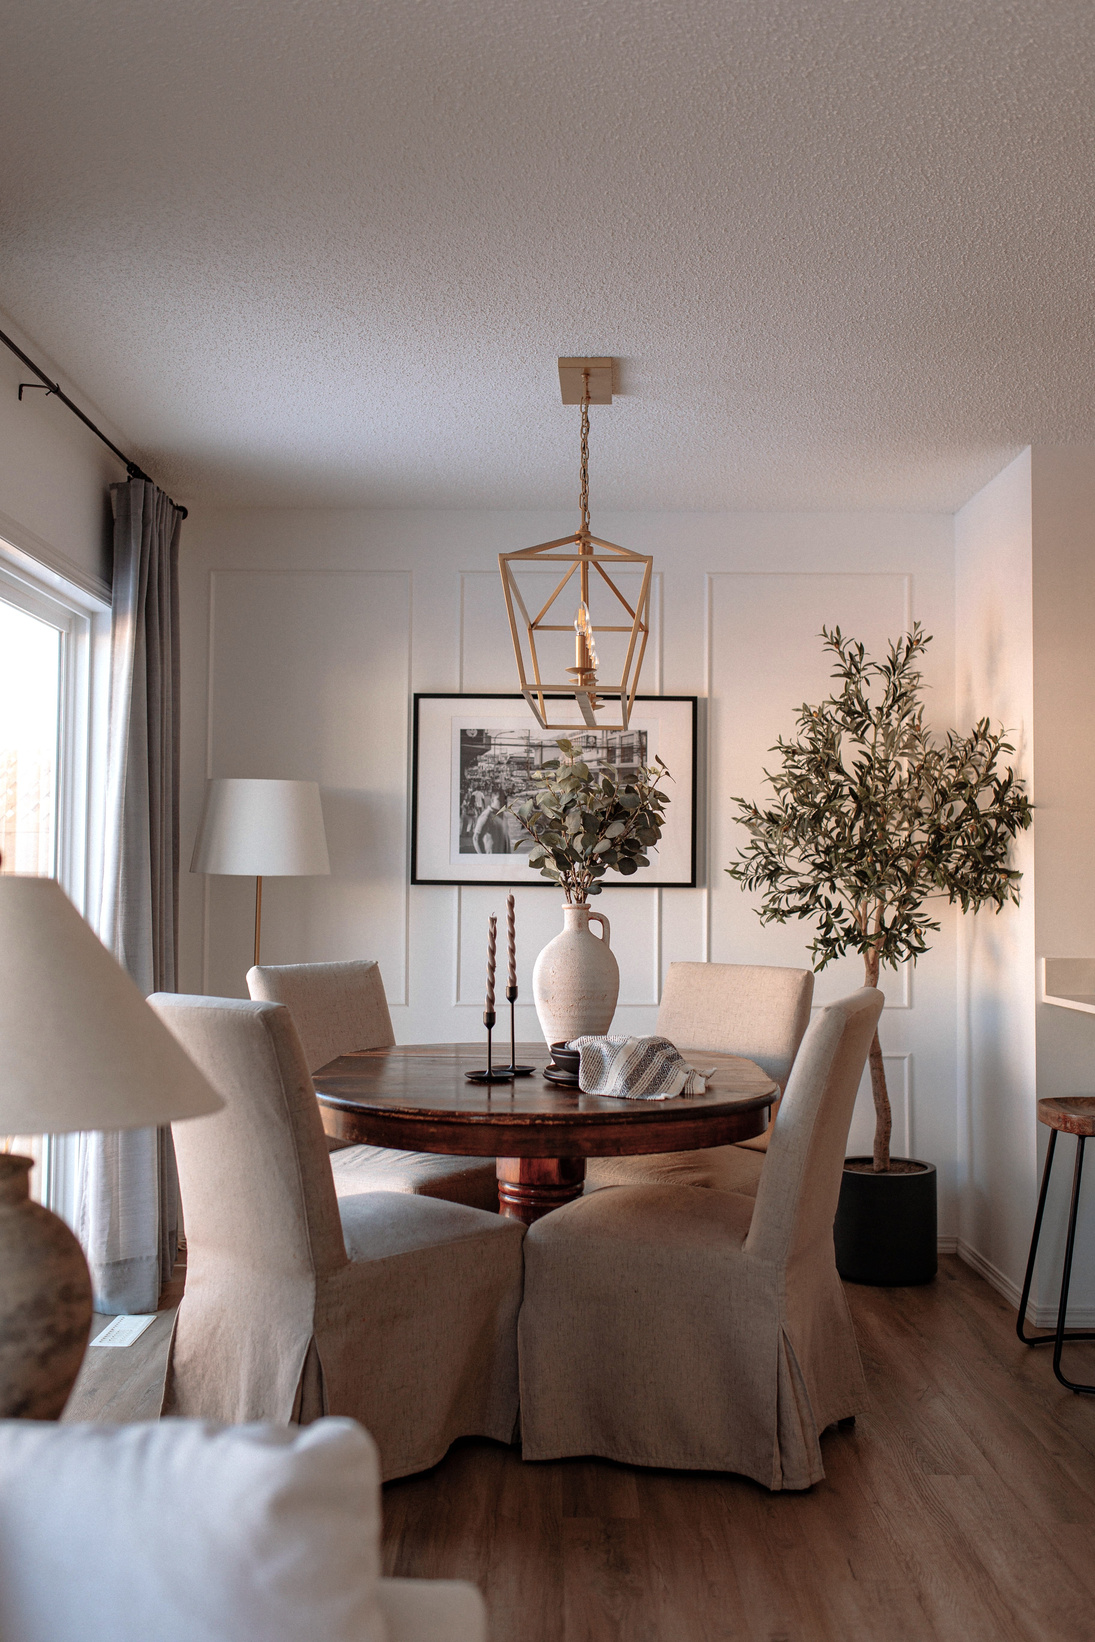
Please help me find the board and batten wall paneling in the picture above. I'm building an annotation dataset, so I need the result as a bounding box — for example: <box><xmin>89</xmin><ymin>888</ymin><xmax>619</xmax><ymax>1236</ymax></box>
<box><xmin>202</xmin><ymin>569</ymin><xmax>411</xmax><ymax>1002</ymax></box>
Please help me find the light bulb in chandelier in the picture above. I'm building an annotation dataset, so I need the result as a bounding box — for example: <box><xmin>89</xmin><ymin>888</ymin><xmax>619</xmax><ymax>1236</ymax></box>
<box><xmin>573</xmin><ymin>601</ymin><xmax>599</xmax><ymax>675</ymax></box>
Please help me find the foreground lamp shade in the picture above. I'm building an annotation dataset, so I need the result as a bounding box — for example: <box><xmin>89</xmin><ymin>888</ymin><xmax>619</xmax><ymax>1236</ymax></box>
<box><xmin>0</xmin><ymin>875</ymin><xmax>223</xmax><ymax>1422</ymax></box>
<box><xmin>190</xmin><ymin>779</ymin><xmax>330</xmax><ymax>878</ymax></box>
<box><xmin>0</xmin><ymin>875</ymin><xmax>223</xmax><ymax>1136</ymax></box>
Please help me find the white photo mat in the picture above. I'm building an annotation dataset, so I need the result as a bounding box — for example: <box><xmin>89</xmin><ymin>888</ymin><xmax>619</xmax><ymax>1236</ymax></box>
<box><xmin>411</xmin><ymin>694</ymin><xmax>696</xmax><ymax>887</ymax></box>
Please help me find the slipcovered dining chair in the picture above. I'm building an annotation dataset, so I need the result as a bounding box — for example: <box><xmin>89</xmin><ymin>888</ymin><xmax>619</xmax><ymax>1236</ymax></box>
<box><xmin>518</xmin><ymin>987</ymin><xmax>884</xmax><ymax>1490</ymax></box>
<box><xmin>150</xmin><ymin>993</ymin><xmax>525</xmax><ymax>1481</ymax></box>
<box><xmin>248</xmin><ymin>959</ymin><xmax>498</xmax><ymax>1211</ymax></box>
<box><xmin>585</xmin><ymin>960</ymin><xmax>814</xmax><ymax>1195</ymax></box>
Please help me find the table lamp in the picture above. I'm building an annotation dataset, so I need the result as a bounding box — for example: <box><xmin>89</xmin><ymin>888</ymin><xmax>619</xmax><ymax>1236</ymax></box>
<box><xmin>0</xmin><ymin>874</ymin><xmax>224</xmax><ymax>1419</ymax></box>
<box><xmin>190</xmin><ymin>778</ymin><xmax>330</xmax><ymax>967</ymax></box>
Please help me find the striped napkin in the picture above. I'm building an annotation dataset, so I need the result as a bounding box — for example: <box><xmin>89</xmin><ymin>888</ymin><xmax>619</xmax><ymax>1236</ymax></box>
<box><xmin>567</xmin><ymin>1034</ymin><xmax>716</xmax><ymax>1100</ymax></box>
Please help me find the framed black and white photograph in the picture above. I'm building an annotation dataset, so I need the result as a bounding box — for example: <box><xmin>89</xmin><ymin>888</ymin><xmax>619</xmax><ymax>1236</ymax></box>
<box><xmin>411</xmin><ymin>694</ymin><xmax>697</xmax><ymax>887</ymax></box>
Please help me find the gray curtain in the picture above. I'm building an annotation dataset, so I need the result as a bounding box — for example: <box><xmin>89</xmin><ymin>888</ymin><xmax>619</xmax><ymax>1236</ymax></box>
<box><xmin>75</xmin><ymin>478</ymin><xmax>184</xmax><ymax>1314</ymax></box>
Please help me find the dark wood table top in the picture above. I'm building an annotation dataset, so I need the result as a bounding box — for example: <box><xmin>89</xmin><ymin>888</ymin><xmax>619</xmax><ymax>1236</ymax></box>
<box><xmin>313</xmin><ymin>1042</ymin><xmax>777</xmax><ymax>1158</ymax></box>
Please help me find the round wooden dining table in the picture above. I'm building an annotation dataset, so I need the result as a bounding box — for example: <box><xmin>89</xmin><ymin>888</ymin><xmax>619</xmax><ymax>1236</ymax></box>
<box><xmin>313</xmin><ymin>1043</ymin><xmax>778</xmax><ymax>1224</ymax></box>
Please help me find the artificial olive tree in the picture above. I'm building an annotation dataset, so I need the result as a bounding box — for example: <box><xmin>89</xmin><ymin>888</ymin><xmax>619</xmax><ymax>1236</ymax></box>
<box><xmin>727</xmin><ymin>625</ymin><xmax>1032</xmax><ymax>1172</ymax></box>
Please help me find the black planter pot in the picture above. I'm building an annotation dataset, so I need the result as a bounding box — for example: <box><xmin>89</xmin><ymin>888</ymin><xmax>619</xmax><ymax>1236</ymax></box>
<box><xmin>834</xmin><ymin>1158</ymin><xmax>937</xmax><ymax>1285</ymax></box>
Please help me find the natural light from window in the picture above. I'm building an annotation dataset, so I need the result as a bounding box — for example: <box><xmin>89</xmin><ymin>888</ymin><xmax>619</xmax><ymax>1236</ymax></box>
<box><xmin>0</xmin><ymin>597</ymin><xmax>61</xmax><ymax>879</ymax></box>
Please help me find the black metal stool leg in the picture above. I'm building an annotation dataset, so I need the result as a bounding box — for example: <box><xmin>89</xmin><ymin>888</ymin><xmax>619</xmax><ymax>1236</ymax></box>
<box><xmin>1018</xmin><ymin>1128</ymin><xmax>1095</xmax><ymax>1379</ymax></box>
<box><xmin>1017</xmin><ymin>1129</ymin><xmax>1058</xmax><ymax>1344</ymax></box>
<box><xmin>1053</xmin><ymin>1137</ymin><xmax>1095</xmax><ymax>1393</ymax></box>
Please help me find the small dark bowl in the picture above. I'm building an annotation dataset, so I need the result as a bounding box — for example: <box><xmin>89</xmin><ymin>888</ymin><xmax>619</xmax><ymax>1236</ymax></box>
<box><xmin>548</xmin><ymin>1042</ymin><xmax>581</xmax><ymax>1076</ymax></box>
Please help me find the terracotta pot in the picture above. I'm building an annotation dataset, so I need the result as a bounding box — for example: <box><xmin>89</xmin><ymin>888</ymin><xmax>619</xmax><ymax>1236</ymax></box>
<box><xmin>532</xmin><ymin>903</ymin><xmax>620</xmax><ymax>1047</ymax></box>
<box><xmin>0</xmin><ymin>1153</ymin><xmax>93</xmax><ymax>1418</ymax></box>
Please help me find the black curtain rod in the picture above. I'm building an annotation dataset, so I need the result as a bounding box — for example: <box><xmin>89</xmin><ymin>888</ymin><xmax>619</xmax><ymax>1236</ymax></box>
<box><xmin>0</xmin><ymin>327</ymin><xmax>188</xmax><ymax>519</ymax></box>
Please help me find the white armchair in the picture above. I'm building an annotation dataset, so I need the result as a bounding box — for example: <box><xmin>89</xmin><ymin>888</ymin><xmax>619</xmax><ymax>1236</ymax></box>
<box><xmin>0</xmin><ymin>1416</ymin><xmax>485</xmax><ymax>1642</ymax></box>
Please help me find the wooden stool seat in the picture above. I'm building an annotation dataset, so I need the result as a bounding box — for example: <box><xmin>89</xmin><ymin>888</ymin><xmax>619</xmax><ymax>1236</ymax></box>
<box><xmin>1020</xmin><ymin>1100</ymin><xmax>1095</xmax><ymax>1391</ymax></box>
<box><xmin>1037</xmin><ymin>1096</ymin><xmax>1095</xmax><ymax>1137</ymax></box>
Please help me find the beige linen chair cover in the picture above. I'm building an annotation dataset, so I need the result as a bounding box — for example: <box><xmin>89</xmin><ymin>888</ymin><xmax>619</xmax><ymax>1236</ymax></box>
<box><xmin>586</xmin><ymin>961</ymin><xmax>814</xmax><ymax>1191</ymax></box>
<box><xmin>518</xmin><ymin>987</ymin><xmax>884</xmax><ymax>1490</ymax></box>
<box><xmin>247</xmin><ymin>959</ymin><xmax>498</xmax><ymax>1211</ymax></box>
<box><xmin>150</xmin><ymin>994</ymin><xmax>525</xmax><ymax>1481</ymax></box>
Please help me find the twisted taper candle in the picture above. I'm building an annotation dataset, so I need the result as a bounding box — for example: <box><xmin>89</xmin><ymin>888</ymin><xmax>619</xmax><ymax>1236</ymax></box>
<box><xmin>507</xmin><ymin>894</ymin><xmax>517</xmax><ymax>990</ymax></box>
<box><xmin>486</xmin><ymin>914</ymin><xmax>497</xmax><ymax>1012</ymax></box>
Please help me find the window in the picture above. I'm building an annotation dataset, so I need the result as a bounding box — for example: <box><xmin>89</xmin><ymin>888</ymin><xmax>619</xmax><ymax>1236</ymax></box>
<box><xmin>0</xmin><ymin>545</ymin><xmax>109</xmax><ymax>1216</ymax></box>
<box><xmin>0</xmin><ymin>599</ymin><xmax>62</xmax><ymax>877</ymax></box>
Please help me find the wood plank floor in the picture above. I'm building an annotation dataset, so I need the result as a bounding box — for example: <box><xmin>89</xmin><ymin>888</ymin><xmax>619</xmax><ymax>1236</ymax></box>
<box><xmin>63</xmin><ymin>1258</ymin><xmax>185</xmax><ymax>1425</ymax></box>
<box><xmin>64</xmin><ymin>1255</ymin><xmax>1095</xmax><ymax>1641</ymax></box>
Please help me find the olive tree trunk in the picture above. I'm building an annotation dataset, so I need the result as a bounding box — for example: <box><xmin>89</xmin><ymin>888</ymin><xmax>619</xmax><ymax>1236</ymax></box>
<box><xmin>863</xmin><ymin>948</ymin><xmax>891</xmax><ymax>1172</ymax></box>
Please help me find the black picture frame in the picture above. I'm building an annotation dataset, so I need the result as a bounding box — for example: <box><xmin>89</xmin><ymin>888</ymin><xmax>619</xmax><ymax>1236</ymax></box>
<box><xmin>411</xmin><ymin>693</ymin><xmax>698</xmax><ymax>888</ymax></box>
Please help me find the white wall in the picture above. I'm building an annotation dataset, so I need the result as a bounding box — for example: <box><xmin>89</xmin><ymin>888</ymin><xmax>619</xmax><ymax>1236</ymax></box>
<box><xmin>1029</xmin><ymin>449</ymin><xmax>1095</xmax><ymax>1319</ymax></box>
<box><xmin>954</xmin><ymin>450</ymin><xmax>1038</xmax><ymax>1295</ymax></box>
<box><xmin>179</xmin><ymin>502</ymin><xmax>961</xmax><ymax>1234</ymax></box>
<box><xmin>956</xmin><ymin>446</ymin><xmax>1095</xmax><ymax>1322</ymax></box>
<box><xmin>0</xmin><ymin>313</ymin><xmax>121</xmax><ymax>596</ymax></box>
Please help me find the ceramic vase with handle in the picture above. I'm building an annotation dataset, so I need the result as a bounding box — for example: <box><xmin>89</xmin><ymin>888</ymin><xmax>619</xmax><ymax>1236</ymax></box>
<box><xmin>532</xmin><ymin>903</ymin><xmax>620</xmax><ymax>1047</ymax></box>
<box><xmin>0</xmin><ymin>1153</ymin><xmax>92</xmax><ymax>1419</ymax></box>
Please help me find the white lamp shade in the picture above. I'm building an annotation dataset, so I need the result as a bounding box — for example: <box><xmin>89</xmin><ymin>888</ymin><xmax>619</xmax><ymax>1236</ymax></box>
<box><xmin>190</xmin><ymin>779</ymin><xmax>330</xmax><ymax>877</ymax></box>
<box><xmin>0</xmin><ymin>877</ymin><xmax>224</xmax><ymax>1136</ymax></box>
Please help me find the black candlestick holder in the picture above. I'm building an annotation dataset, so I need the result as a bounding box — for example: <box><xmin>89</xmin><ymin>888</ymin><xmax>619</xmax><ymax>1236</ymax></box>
<box><xmin>465</xmin><ymin>1010</ymin><xmax>516</xmax><ymax>1083</ymax></box>
<box><xmin>502</xmin><ymin>984</ymin><xmax>535</xmax><ymax>1075</ymax></box>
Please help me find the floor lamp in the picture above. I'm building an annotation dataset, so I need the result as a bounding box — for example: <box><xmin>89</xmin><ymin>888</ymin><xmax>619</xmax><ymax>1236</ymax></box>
<box><xmin>0</xmin><ymin>875</ymin><xmax>223</xmax><ymax>1419</ymax></box>
<box><xmin>190</xmin><ymin>779</ymin><xmax>331</xmax><ymax>967</ymax></box>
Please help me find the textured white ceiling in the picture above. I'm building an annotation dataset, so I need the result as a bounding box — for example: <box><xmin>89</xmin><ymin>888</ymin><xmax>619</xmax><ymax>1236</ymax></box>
<box><xmin>1</xmin><ymin>0</ymin><xmax>1093</xmax><ymax>512</ymax></box>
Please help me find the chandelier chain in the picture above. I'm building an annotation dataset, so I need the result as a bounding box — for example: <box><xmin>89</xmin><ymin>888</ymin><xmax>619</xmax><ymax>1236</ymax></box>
<box><xmin>578</xmin><ymin>371</ymin><xmax>590</xmax><ymax>536</ymax></box>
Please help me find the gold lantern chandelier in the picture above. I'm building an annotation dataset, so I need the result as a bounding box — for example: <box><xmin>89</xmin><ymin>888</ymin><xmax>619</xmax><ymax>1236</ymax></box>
<box><xmin>498</xmin><ymin>357</ymin><xmax>653</xmax><ymax>732</ymax></box>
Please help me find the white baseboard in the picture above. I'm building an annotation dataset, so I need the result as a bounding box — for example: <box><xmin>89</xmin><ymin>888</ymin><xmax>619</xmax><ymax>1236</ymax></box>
<box><xmin>955</xmin><ymin>1238</ymin><xmax>1095</xmax><ymax>1329</ymax></box>
<box><xmin>956</xmin><ymin>1238</ymin><xmax>1023</xmax><ymax>1309</ymax></box>
<box><xmin>937</xmin><ymin>1234</ymin><xmax>958</xmax><ymax>1254</ymax></box>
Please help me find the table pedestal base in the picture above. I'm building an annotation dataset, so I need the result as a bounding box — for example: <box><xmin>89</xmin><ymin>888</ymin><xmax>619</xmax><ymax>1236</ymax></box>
<box><xmin>496</xmin><ymin>1157</ymin><xmax>586</xmax><ymax>1225</ymax></box>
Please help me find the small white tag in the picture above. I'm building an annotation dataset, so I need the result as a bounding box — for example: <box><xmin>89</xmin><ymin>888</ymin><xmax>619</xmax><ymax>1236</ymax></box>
<box><xmin>90</xmin><ymin>1314</ymin><xmax>157</xmax><ymax>1348</ymax></box>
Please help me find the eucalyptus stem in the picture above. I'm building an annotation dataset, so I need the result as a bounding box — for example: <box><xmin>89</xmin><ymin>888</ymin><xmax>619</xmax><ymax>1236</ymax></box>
<box><xmin>510</xmin><ymin>740</ymin><xmax>672</xmax><ymax>903</ymax></box>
